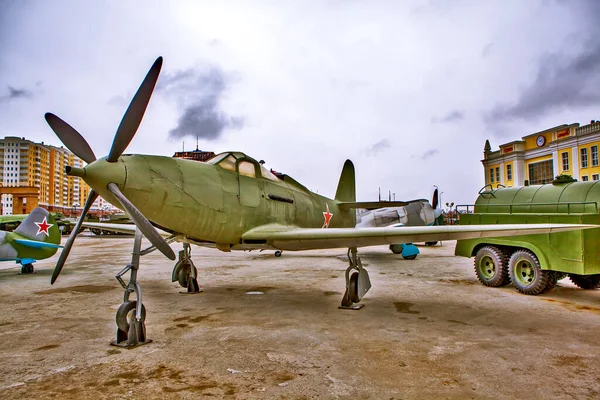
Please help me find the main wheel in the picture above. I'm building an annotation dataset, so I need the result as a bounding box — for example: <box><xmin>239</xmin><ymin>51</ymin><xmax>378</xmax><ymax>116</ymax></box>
<box><xmin>568</xmin><ymin>274</ymin><xmax>600</xmax><ymax>290</ymax></box>
<box><xmin>348</xmin><ymin>272</ymin><xmax>360</xmax><ymax>303</ymax></box>
<box><xmin>508</xmin><ymin>250</ymin><xmax>549</xmax><ymax>295</ymax></box>
<box><xmin>116</xmin><ymin>301</ymin><xmax>146</xmax><ymax>333</ymax></box>
<box><xmin>274</xmin><ymin>250</ymin><xmax>282</xmax><ymax>257</ymax></box>
<box><xmin>177</xmin><ymin>262</ymin><xmax>197</xmax><ymax>288</ymax></box>
<box><xmin>389</xmin><ymin>244</ymin><xmax>403</xmax><ymax>254</ymax></box>
<box><xmin>21</xmin><ymin>263</ymin><xmax>34</xmax><ymax>274</ymax></box>
<box><xmin>473</xmin><ymin>246</ymin><xmax>509</xmax><ymax>287</ymax></box>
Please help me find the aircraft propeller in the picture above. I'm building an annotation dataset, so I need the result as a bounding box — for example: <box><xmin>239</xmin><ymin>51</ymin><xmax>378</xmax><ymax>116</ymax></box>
<box><xmin>45</xmin><ymin>56</ymin><xmax>175</xmax><ymax>284</ymax></box>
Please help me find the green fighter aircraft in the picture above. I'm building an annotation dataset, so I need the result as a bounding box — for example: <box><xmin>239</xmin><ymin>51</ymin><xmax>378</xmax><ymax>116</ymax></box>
<box><xmin>0</xmin><ymin>207</ymin><xmax>62</xmax><ymax>273</ymax></box>
<box><xmin>43</xmin><ymin>57</ymin><xmax>596</xmax><ymax>347</ymax></box>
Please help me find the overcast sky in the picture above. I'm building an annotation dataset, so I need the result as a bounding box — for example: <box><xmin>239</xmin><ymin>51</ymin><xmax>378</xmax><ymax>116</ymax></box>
<box><xmin>1</xmin><ymin>0</ymin><xmax>598</xmax><ymax>206</ymax></box>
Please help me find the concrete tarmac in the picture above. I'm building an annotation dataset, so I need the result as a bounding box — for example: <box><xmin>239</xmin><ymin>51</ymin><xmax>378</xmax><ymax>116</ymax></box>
<box><xmin>0</xmin><ymin>236</ymin><xmax>599</xmax><ymax>399</ymax></box>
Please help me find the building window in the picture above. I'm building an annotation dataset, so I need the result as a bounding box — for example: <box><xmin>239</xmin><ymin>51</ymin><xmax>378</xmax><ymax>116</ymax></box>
<box><xmin>490</xmin><ymin>168</ymin><xmax>494</xmax><ymax>183</ymax></box>
<box><xmin>581</xmin><ymin>148</ymin><xmax>588</xmax><ymax>168</ymax></box>
<box><xmin>506</xmin><ymin>164</ymin><xmax>512</xmax><ymax>180</ymax></box>
<box><xmin>582</xmin><ymin>175</ymin><xmax>589</xmax><ymax>181</ymax></box>
<box><xmin>496</xmin><ymin>167</ymin><xmax>500</xmax><ymax>183</ymax></box>
<box><xmin>592</xmin><ymin>146</ymin><xmax>599</xmax><ymax>167</ymax></box>
<box><xmin>528</xmin><ymin>160</ymin><xmax>554</xmax><ymax>185</ymax></box>
<box><xmin>593</xmin><ymin>174</ymin><xmax>599</xmax><ymax>181</ymax></box>
<box><xmin>562</xmin><ymin>152</ymin><xmax>569</xmax><ymax>171</ymax></box>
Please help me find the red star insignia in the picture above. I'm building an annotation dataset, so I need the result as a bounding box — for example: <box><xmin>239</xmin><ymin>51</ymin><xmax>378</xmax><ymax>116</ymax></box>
<box><xmin>322</xmin><ymin>204</ymin><xmax>333</xmax><ymax>228</ymax></box>
<box><xmin>35</xmin><ymin>216</ymin><xmax>53</xmax><ymax>236</ymax></box>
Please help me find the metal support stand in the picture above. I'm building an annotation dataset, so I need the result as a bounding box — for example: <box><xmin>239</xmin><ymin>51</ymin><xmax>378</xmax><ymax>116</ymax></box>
<box><xmin>111</xmin><ymin>229</ymin><xmax>152</xmax><ymax>348</ymax></box>
<box><xmin>339</xmin><ymin>247</ymin><xmax>371</xmax><ymax>310</ymax></box>
<box><xmin>172</xmin><ymin>242</ymin><xmax>201</xmax><ymax>294</ymax></box>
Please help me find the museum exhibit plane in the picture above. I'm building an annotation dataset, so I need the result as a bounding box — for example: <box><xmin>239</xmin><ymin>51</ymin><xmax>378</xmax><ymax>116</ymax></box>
<box><xmin>355</xmin><ymin>188</ymin><xmax>443</xmax><ymax>258</ymax></box>
<box><xmin>0</xmin><ymin>207</ymin><xmax>62</xmax><ymax>273</ymax></box>
<box><xmin>43</xmin><ymin>57</ymin><xmax>597</xmax><ymax>347</ymax></box>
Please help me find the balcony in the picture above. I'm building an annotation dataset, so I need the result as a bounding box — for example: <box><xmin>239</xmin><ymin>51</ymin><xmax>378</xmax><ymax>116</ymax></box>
<box><xmin>576</xmin><ymin>122</ymin><xmax>600</xmax><ymax>136</ymax></box>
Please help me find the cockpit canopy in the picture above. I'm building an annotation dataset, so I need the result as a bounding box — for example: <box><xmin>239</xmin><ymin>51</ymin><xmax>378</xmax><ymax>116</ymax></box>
<box><xmin>207</xmin><ymin>151</ymin><xmax>280</xmax><ymax>181</ymax></box>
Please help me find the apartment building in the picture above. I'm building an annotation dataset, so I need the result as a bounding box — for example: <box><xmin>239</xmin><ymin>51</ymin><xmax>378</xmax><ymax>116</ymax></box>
<box><xmin>0</xmin><ymin>137</ymin><xmax>121</xmax><ymax>215</ymax></box>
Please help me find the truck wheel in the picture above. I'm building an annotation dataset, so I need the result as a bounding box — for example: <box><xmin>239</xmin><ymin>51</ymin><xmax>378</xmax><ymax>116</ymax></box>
<box><xmin>508</xmin><ymin>250</ymin><xmax>549</xmax><ymax>295</ymax></box>
<box><xmin>474</xmin><ymin>246</ymin><xmax>509</xmax><ymax>287</ymax></box>
<box><xmin>568</xmin><ymin>274</ymin><xmax>600</xmax><ymax>290</ymax></box>
<box><xmin>540</xmin><ymin>273</ymin><xmax>559</xmax><ymax>294</ymax></box>
<box><xmin>551</xmin><ymin>272</ymin><xmax>567</xmax><ymax>282</ymax></box>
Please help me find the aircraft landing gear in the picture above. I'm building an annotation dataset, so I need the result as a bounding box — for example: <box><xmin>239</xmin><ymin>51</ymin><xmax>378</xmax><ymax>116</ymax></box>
<box><xmin>112</xmin><ymin>229</ymin><xmax>152</xmax><ymax>348</ymax></box>
<box><xmin>20</xmin><ymin>263</ymin><xmax>35</xmax><ymax>274</ymax></box>
<box><xmin>172</xmin><ymin>243</ymin><xmax>201</xmax><ymax>294</ymax></box>
<box><xmin>339</xmin><ymin>247</ymin><xmax>371</xmax><ymax>310</ymax></box>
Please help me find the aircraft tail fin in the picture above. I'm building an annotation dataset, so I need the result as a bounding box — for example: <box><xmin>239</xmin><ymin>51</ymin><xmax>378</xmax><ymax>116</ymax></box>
<box><xmin>335</xmin><ymin>160</ymin><xmax>356</xmax><ymax>203</ymax></box>
<box><xmin>14</xmin><ymin>207</ymin><xmax>61</xmax><ymax>245</ymax></box>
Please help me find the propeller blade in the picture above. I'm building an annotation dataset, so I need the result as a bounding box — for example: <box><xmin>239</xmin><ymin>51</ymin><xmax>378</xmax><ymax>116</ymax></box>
<box><xmin>51</xmin><ymin>189</ymin><xmax>99</xmax><ymax>284</ymax></box>
<box><xmin>44</xmin><ymin>113</ymin><xmax>97</xmax><ymax>164</ymax></box>
<box><xmin>107</xmin><ymin>57</ymin><xmax>163</xmax><ymax>162</ymax></box>
<box><xmin>106</xmin><ymin>182</ymin><xmax>175</xmax><ymax>260</ymax></box>
<box><xmin>432</xmin><ymin>188</ymin><xmax>439</xmax><ymax>209</ymax></box>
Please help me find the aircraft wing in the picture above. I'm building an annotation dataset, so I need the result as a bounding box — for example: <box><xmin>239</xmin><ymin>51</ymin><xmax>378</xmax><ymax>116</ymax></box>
<box><xmin>241</xmin><ymin>223</ymin><xmax>598</xmax><ymax>251</ymax></box>
<box><xmin>82</xmin><ymin>222</ymin><xmax>171</xmax><ymax>237</ymax></box>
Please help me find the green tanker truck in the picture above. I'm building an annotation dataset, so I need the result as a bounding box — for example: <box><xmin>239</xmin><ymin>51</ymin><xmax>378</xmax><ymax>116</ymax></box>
<box><xmin>455</xmin><ymin>178</ymin><xmax>600</xmax><ymax>295</ymax></box>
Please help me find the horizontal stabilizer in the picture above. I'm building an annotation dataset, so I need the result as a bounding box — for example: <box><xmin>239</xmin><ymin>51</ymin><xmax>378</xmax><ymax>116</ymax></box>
<box><xmin>14</xmin><ymin>239</ymin><xmax>63</xmax><ymax>249</ymax></box>
<box><xmin>339</xmin><ymin>200</ymin><xmax>426</xmax><ymax>210</ymax></box>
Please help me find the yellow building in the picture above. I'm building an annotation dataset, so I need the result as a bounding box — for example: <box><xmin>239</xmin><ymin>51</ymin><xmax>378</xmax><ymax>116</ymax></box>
<box><xmin>483</xmin><ymin>120</ymin><xmax>600</xmax><ymax>187</ymax></box>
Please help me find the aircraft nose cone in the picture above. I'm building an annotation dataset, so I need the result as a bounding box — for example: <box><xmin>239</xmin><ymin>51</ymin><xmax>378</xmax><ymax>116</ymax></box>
<box><xmin>69</xmin><ymin>158</ymin><xmax>126</xmax><ymax>192</ymax></box>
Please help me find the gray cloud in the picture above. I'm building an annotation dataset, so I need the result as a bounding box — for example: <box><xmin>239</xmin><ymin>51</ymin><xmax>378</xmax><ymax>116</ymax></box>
<box><xmin>158</xmin><ymin>66</ymin><xmax>244</xmax><ymax>140</ymax></box>
<box><xmin>431</xmin><ymin>110</ymin><xmax>464</xmax><ymax>123</ymax></box>
<box><xmin>0</xmin><ymin>85</ymin><xmax>33</xmax><ymax>102</ymax></box>
<box><xmin>485</xmin><ymin>1</ymin><xmax>600</xmax><ymax>122</ymax></box>
<box><xmin>366</xmin><ymin>139</ymin><xmax>390</xmax><ymax>156</ymax></box>
<box><xmin>486</xmin><ymin>41</ymin><xmax>600</xmax><ymax>122</ymax></box>
<box><xmin>481</xmin><ymin>43</ymin><xmax>494</xmax><ymax>58</ymax></box>
<box><xmin>107</xmin><ymin>94</ymin><xmax>127</xmax><ymax>107</ymax></box>
<box><xmin>421</xmin><ymin>149</ymin><xmax>440</xmax><ymax>160</ymax></box>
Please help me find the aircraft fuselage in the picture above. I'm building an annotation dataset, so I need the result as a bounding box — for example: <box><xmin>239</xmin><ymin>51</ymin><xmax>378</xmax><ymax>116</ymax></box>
<box><xmin>78</xmin><ymin>154</ymin><xmax>355</xmax><ymax>248</ymax></box>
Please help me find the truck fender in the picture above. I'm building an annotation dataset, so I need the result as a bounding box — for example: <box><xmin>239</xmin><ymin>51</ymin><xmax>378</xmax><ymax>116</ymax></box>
<box><xmin>467</xmin><ymin>240</ymin><xmax>550</xmax><ymax>270</ymax></box>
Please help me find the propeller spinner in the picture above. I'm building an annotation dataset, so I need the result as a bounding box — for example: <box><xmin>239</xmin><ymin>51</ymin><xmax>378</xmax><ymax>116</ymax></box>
<box><xmin>45</xmin><ymin>56</ymin><xmax>175</xmax><ymax>284</ymax></box>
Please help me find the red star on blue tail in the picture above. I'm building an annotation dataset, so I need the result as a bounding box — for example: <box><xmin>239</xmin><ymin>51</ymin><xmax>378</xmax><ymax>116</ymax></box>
<box><xmin>322</xmin><ymin>204</ymin><xmax>333</xmax><ymax>228</ymax></box>
<box><xmin>35</xmin><ymin>217</ymin><xmax>53</xmax><ymax>236</ymax></box>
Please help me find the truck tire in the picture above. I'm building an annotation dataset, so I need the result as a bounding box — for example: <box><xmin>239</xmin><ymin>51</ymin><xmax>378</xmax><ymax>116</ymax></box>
<box><xmin>568</xmin><ymin>274</ymin><xmax>600</xmax><ymax>290</ymax></box>
<box><xmin>508</xmin><ymin>250</ymin><xmax>549</xmax><ymax>295</ymax></box>
<box><xmin>540</xmin><ymin>272</ymin><xmax>559</xmax><ymax>294</ymax></box>
<box><xmin>474</xmin><ymin>246</ymin><xmax>510</xmax><ymax>287</ymax></box>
